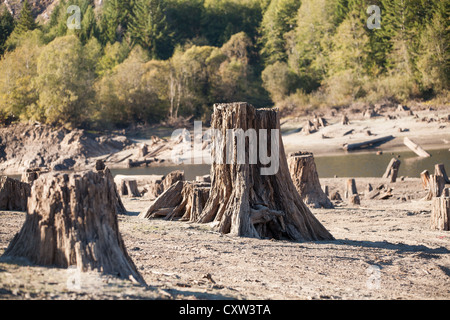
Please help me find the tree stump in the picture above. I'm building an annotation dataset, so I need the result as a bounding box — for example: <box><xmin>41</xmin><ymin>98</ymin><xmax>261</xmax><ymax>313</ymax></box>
<box><xmin>330</xmin><ymin>191</ymin><xmax>342</xmax><ymax>201</ymax></box>
<box><xmin>421</xmin><ymin>170</ymin><xmax>431</xmax><ymax>190</ymax></box>
<box><xmin>435</xmin><ymin>164</ymin><xmax>450</xmax><ymax>184</ymax></box>
<box><xmin>341</xmin><ymin>115</ymin><xmax>349</xmax><ymax>125</ymax></box>
<box><xmin>431</xmin><ymin>188</ymin><xmax>450</xmax><ymax>230</ymax></box>
<box><xmin>382</xmin><ymin>158</ymin><xmax>401</xmax><ymax>183</ymax></box>
<box><xmin>287</xmin><ymin>152</ymin><xmax>333</xmax><ymax>209</ymax></box>
<box><xmin>21</xmin><ymin>167</ymin><xmax>49</xmax><ymax>184</ymax></box>
<box><xmin>196</xmin><ymin>102</ymin><xmax>333</xmax><ymax>241</ymax></box>
<box><xmin>139</xmin><ymin>180</ymin><xmax>210</xmax><ymax>222</ymax></box>
<box><xmin>2</xmin><ymin>169</ymin><xmax>145</xmax><ymax>285</ymax></box>
<box><xmin>115</xmin><ymin>177</ymin><xmax>141</xmax><ymax>197</ymax></box>
<box><xmin>158</xmin><ymin>170</ymin><xmax>185</xmax><ymax>194</ymax></box>
<box><xmin>422</xmin><ymin>170</ymin><xmax>445</xmax><ymax>201</ymax></box>
<box><xmin>0</xmin><ymin>176</ymin><xmax>31</xmax><ymax>211</ymax></box>
<box><xmin>344</xmin><ymin>178</ymin><xmax>360</xmax><ymax>205</ymax></box>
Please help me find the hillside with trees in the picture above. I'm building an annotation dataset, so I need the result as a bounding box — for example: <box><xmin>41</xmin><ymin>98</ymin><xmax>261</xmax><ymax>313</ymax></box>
<box><xmin>0</xmin><ymin>0</ymin><xmax>448</xmax><ymax>129</ymax></box>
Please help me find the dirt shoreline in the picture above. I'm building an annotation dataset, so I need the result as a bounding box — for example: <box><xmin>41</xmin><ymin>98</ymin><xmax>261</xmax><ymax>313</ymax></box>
<box><xmin>1</xmin><ymin>177</ymin><xmax>449</xmax><ymax>300</ymax></box>
<box><xmin>1</xmin><ymin>103</ymin><xmax>448</xmax><ymax>176</ymax></box>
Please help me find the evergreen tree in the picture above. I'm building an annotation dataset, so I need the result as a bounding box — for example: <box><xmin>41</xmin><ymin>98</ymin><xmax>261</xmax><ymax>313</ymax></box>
<box><xmin>100</xmin><ymin>0</ymin><xmax>133</xmax><ymax>44</ymax></box>
<box><xmin>259</xmin><ymin>0</ymin><xmax>301</xmax><ymax>66</ymax></box>
<box><xmin>417</xmin><ymin>1</ymin><xmax>449</xmax><ymax>93</ymax></box>
<box><xmin>380</xmin><ymin>0</ymin><xmax>418</xmax><ymax>77</ymax></box>
<box><xmin>0</xmin><ymin>6</ymin><xmax>15</xmax><ymax>55</ymax></box>
<box><xmin>287</xmin><ymin>0</ymin><xmax>338</xmax><ymax>92</ymax></box>
<box><xmin>128</xmin><ymin>0</ymin><xmax>172</xmax><ymax>59</ymax></box>
<box><xmin>326</xmin><ymin>7</ymin><xmax>371</xmax><ymax>101</ymax></box>
<box><xmin>14</xmin><ymin>0</ymin><xmax>37</xmax><ymax>35</ymax></box>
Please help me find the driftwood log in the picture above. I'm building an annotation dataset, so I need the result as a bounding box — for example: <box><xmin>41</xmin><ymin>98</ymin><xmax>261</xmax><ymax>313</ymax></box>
<box><xmin>382</xmin><ymin>158</ymin><xmax>401</xmax><ymax>183</ymax></box>
<box><xmin>287</xmin><ymin>152</ymin><xmax>333</xmax><ymax>209</ymax></box>
<box><xmin>403</xmin><ymin>137</ymin><xmax>431</xmax><ymax>157</ymax></box>
<box><xmin>139</xmin><ymin>180</ymin><xmax>210</xmax><ymax>222</ymax></box>
<box><xmin>343</xmin><ymin>135</ymin><xmax>394</xmax><ymax>151</ymax></box>
<box><xmin>1</xmin><ymin>168</ymin><xmax>145</xmax><ymax>285</ymax></box>
<box><xmin>0</xmin><ymin>176</ymin><xmax>31</xmax><ymax>211</ymax></box>
<box><xmin>196</xmin><ymin>102</ymin><xmax>333</xmax><ymax>241</ymax></box>
<box><xmin>431</xmin><ymin>188</ymin><xmax>450</xmax><ymax>230</ymax></box>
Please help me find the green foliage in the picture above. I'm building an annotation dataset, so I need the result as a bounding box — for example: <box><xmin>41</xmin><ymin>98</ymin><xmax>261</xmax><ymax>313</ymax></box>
<box><xmin>0</xmin><ymin>30</ymin><xmax>43</xmax><ymax>119</ymax></box>
<box><xmin>128</xmin><ymin>0</ymin><xmax>173</xmax><ymax>59</ymax></box>
<box><xmin>0</xmin><ymin>0</ymin><xmax>448</xmax><ymax>128</ymax></box>
<box><xmin>0</xmin><ymin>6</ymin><xmax>15</xmax><ymax>55</ymax></box>
<box><xmin>259</xmin><ymin>0</ymin><xmax>301</xmax><ymax>65</ymax></box>
<box><xmin>14</xmin><ymin>0</ymin><xmax>37</xmax><ymax>35</ymax></box>
<box><xmin>35</xmin><ymin>35</ymin><xmax>95</xmax><ymax>127</ymax></box>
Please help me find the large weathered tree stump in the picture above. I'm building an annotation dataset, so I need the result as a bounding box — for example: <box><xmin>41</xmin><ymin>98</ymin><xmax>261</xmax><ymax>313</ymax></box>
<box><xmin>139</xmin><ymin>180</ymin><xmax>210</xmax><ymax>222</ymax></box>
<box><xmin>431</xmin><ymin>188</ymin><xmax>450</xmax><ymax>230</ymax></box>
<box><xmin>382</xmin><ymin>158</ymin><xmax>401</xmax><ymax>183</ymax></box>
<box><xmin>287</xmin><ymin>152</ymin><xmax>333</xmax><ymax>209</ymax></box>
<box><xmin>0</xmin><ymin>176</ymin><xmax>31</xmax><ymax>211</ymax></box>
<box><xmin>2</xmin><ymin>169</ymin><xmax>145</xmax><ymax>285</ymax></box>
<box><xmin>196</xmin><ymin>102</ymin><xmax>333</xmax><ymax>241</ymax></box>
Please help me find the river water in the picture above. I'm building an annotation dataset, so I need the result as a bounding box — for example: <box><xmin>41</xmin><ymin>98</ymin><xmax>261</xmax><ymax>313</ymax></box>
<box><xmin>110</xmin><ymin>148</ymin><xmax>449</xmax><ymax>180</ymax></box>
<box><xmin>6</xmin><ymin>148</ymin><xmax>449</xmax><ymax>181</ymax></box>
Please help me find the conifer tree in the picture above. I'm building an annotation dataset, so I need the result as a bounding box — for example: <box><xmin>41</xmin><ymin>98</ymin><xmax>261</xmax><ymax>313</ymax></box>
<box><xmin>259</xmin><ymin>0</ymin><xmax>301</xmax><ymax>65</ymax></box>
<box><xmin>0</xmin><ymin>6</ymin><xmax>15</xmax><ymax>55</ymax></box>
<box><xmin>14</xmin><ymin>0</ymin><xmax>37</xmax><ymax>34</ymax></box>
<box><xmin>128</xmin><ymin>0</ymin><xmax>172</xmax><ymax>59</ymax></box>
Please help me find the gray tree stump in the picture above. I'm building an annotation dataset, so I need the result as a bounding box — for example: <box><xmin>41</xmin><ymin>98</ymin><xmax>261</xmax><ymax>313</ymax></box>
<box><xmin>2</xmin><ymin>169</ymin><xmax>145</xmax><ymax>285</ymax></box>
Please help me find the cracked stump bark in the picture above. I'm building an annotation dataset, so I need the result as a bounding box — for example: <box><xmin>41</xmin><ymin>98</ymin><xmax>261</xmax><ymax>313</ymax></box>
<box><xmin>196</xmin><ymin>102</ymin><xmax>333</xmax><ymax>241</ymax></box>
<box><xmin>287</xmin><ymin>152</ymin><xmax>334</xmax><ymax>209</ymax></box>
<box><xmin>1</xmin><ymin>168</ymin><xmax>145</xmax><ymax>285</ymax></box>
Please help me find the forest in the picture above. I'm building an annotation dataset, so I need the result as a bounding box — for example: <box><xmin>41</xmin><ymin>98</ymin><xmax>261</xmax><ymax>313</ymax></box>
<box><xmin>0</xmin><ymin>0</ymin><xmax>448</xmax><ymax>129</ymax></box>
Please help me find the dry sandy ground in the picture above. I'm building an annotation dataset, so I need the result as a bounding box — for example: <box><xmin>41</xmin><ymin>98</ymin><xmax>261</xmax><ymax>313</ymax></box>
<box><xmin>0</xmin><ymin>177</ymin><xmax>449</xmax><ymax>300</ymax></box>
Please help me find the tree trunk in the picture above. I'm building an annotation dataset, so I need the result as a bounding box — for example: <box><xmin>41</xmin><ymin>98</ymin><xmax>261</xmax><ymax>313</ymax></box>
<box><xmin>403</xmin><ymin>137</ymin><xmax>431</xmax><ymax>157</ymax></box>
<box><xmin>382</xmin><ymin>158</ymin><xmax>401</xmax><ymax>183</ymax></box>
<box><xmin>421</xmin><ymin>170</ymin><xmax>431</xmax><ymax>190</ymax></box>
<box><xmin>196</xmin><ymin>102</ymin><xmax>333</xmax><ymax>241</ymax></box>
<box><xmin>21</xmin><ymin>167</ymin><xmax>49</xmax><ymax>184</ymax></box>
<box><xmin>344</xmin><ymin>178</ymin><xmax>360</xmax><ymax>205</ymax></box>
<box><xmin>2</xmin><ymin>168</ymin><xmax>145</xmax><ymax>285</ymax></box>
<box><xmin>431</xmin><ymin>188</ymin><xmax>450</xmax><ymax>230</ymax></box>
<box><xmin>435</xmin><ymin>163</ymin><xmax>450</xmax><ymax>184</ymax></box>
<box><xmin>287</xmin><ymin>152</ymin><xmax>333</xmax><ymax>209</ymax></box>
<box><xmin>115</xmin><ymin>177</ymin><xmax>141</xmax><ymax>197</ymax></box>
<box><xmin>0</xmin><ymin>176</ymin><xmax>31</xmax><ymax>211</ymax></box>
<box><xmin>158</xmin><ymin>170</ymin><xmax>185</xmax><ymax>195</ymax></box>
<box><xmin>341</xmin><ymin>115</ymin><xmax>349</xmax><ymax>125</ymax></box>
<box><xmin>139</xmin><ymin>180</ymin><xmax>210</xmax><ymax>222</ymax></box>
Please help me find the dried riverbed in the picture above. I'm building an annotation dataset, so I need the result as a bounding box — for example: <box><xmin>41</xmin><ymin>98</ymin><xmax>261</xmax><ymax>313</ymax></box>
<box><xmin>1</xmin><ymin>177</ymin><xmax>449</xmax><ymax>300</ymax></box>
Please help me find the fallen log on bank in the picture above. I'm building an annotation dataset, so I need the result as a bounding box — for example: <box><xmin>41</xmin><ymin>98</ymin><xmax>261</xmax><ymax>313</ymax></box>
<box><xmin>342</xmin><ymin>135</ymin><xmax>394</xmax><ymax>151</ymax></box>
<box><xmin>403</xmin><ymin>137</ymin><xmax>431</xmax><ymax>157</ymax></box>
